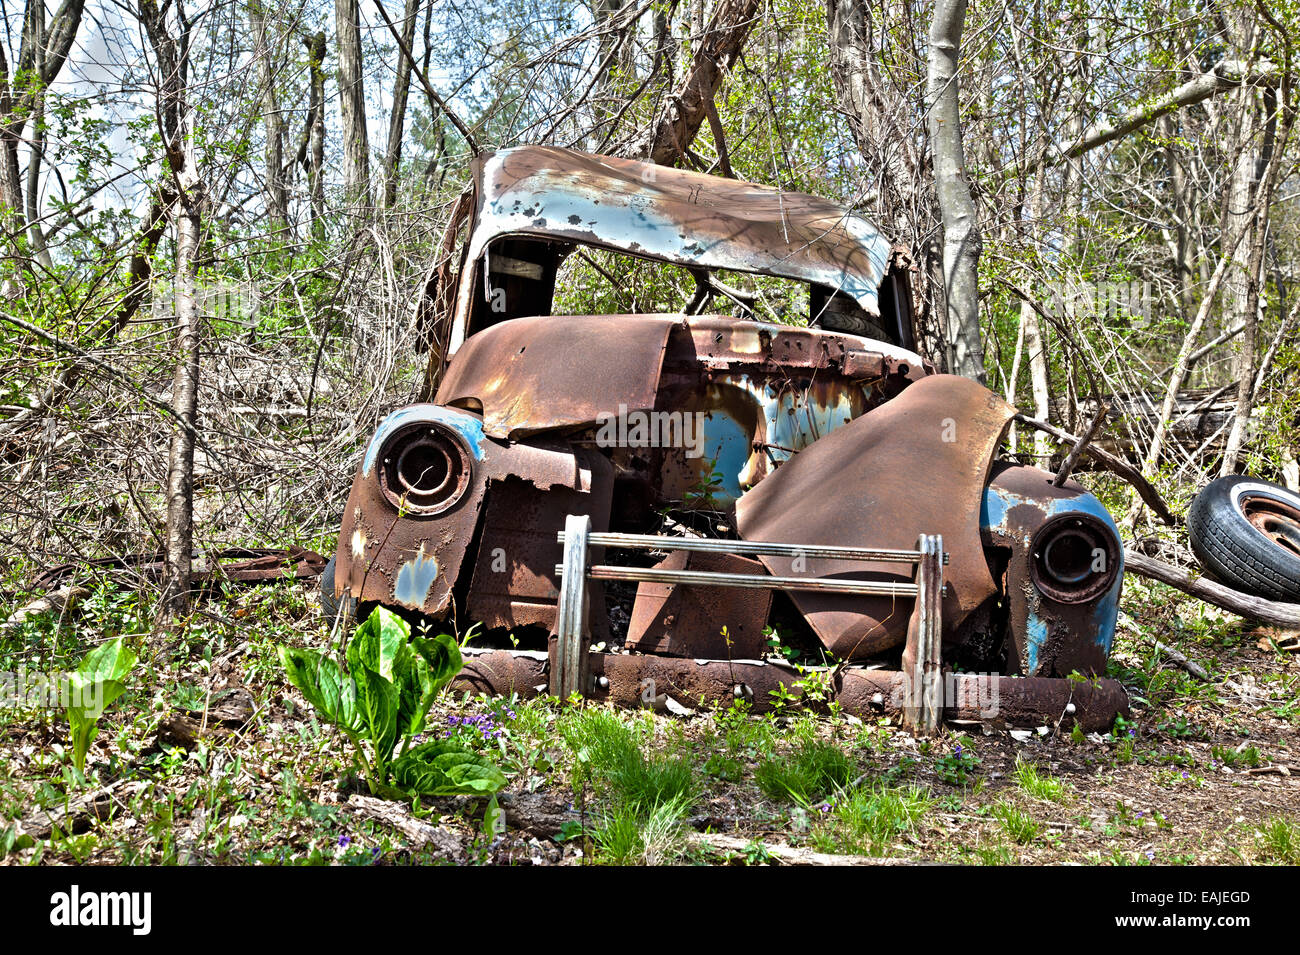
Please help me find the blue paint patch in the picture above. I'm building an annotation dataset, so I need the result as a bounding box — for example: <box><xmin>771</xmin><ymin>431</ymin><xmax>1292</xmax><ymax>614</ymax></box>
<box><xmin>393</xmin><ymin>549</ymin><xmax>440</xmax><ymax>608</ymax></box>
<box><xmin>979</xmin><ymin>485</ymin><xmax>1122</xmax><ymax>539</ymax></box>
<box><xmin>697</xmin><ymin>411</ymin><xmax>753</xmax><ymax>504</ymax></box>
<box><xmin>1024</xmin><ymin>613</ymin><xmax>1049</xmax><ymax>675</ymax></box>
<box><xmin>979</xmin><ymin>486</ymin><xmax>1011</xmax><ymax>534</ymax></box>
<box><xmin>362</xmin><ymin>405</ymin><xmax>487</xmax><ymax>479</ymax></box>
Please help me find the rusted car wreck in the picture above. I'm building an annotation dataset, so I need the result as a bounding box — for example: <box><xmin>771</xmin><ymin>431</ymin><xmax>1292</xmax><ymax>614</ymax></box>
<box><xmin>326</xmin><ymin>145</ymin><xmax>1129</xmax><ymax>731</ymax></box>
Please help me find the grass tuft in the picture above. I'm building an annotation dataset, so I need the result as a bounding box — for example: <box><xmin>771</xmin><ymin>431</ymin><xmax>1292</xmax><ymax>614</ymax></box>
<box><xmin>1013</xmin><ymin>757</ymin><xmax>1066</xmax><ymax>802</ymax></box>
<box><xmin>755</xmin><ymin>737</ymin><xmax>854</xmax><ymax>803</ymax></box>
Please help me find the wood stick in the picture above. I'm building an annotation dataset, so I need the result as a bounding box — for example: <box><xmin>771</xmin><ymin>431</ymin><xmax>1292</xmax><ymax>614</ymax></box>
<box><xmin>1014</xmin><ymin>413</ymin><xmax>1175</xmax><ymax>524</ymax></box>
<box><xmin>1151</xmin><ymin>639</ymin><xmax>1210</xmax><ymax>680</ymax></box>
<box><xmin>686</xmin><ymin>832</ymin><xmax>929</xmax><ymax>866</ymax></box>
<box><xmin>1123</xmin><ymin>549</ymin><xmax>1300</xmax><ymax>629</ymax></box>
<box><xmin>1054</xmin><ymin>402</ymin><xmax>1110</xmax><ymax>487</ymax></box>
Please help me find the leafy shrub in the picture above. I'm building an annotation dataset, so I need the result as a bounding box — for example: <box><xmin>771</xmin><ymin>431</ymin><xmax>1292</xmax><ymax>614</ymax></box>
<box><xmin>279</xmin><ymin>606</ymin><xmax>505</xmax><ymax>798</ymax></box>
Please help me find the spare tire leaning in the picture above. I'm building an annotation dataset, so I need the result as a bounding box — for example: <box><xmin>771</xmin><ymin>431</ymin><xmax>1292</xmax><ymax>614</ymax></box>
<box><xmin>1188</xmin><ymin>475</ymin><xmax>1300</xmax><ymax>602</ymax></box>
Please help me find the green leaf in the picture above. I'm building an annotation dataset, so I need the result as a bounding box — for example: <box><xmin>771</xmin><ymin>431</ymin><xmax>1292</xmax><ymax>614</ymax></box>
<box><xmin>353</xmin><ymin>606</ymin><xmax>409</xmax><ymax>681</ymax></box>
<box><xmin>279</xmin><ymin>646</ymin><xmax>330</xmax><ymax>714</ymax></box>
<box><xmin>353</xmin><ymin>666</ymin><xmax>400</xmax><ymax>770</ymax></box>
<box><xmin>75</xmin><ymin>637</ymin><xmax>136</xmax><ymax>685</ymax></box>
<box><xmin>483</xmin><ymin>794</ymin><xmax>505</xmax><ymax>841</ymax></box>
<box><xmin>317</xmin><ymin>655</ymin><xmax>362</xmax><ymax>733</ymax></box>
<box><xmin>409</xmin><ymin>632</ymin><xmax>462</xmax><ymax>694</ymax></box>
<box><xmin>67</xmin><ymin>709</ymin><xmax>93</xmax><ymax>773</ymax></box>
<box><xmin>391</xmin><ymin>740</ymin><xmax>507</xmax><ymax>797</ymax></box>
<box><xmin>394</xmin><ymin>653</ymin><xmax>437</xmax><ymax>738</ymax></box>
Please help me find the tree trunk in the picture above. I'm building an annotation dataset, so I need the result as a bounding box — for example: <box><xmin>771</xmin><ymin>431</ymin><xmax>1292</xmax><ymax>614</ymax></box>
<box><xmin>628</xmin><ymin>0</ymin><xmax>761</xmax><ymax>167</ymax></box>
<box><xmin>335</xmin><ymin>0</ymin><xmax>370</xmax><ymax>206</ymax></box>
<box><xmin>926</xmin><ymin>0</ymin><xmax>985</xmax><ymax>381</ymax></box>
<box><xmin>0</xmin><ymin>0</ymin><xmax>86</xmax><ymax>265</ymax></box>
<box><xmin>138</xmin><ymin>0</ymin><xmax>205</xmax><ymax>615</ymax></box>
<box><xmin>382</xmin><ymin>0</ymin><xmax>422</xmax><ymax>209</ymax></box>
<box><xmin>1017</xmin><ymin>143</ymin><xmax>1053</xmax><ymax>459</ymax></box>
<box><xmin>297</xmin><ymin>31</ymin><xmax>327</xmax><ymax>236</ymax></box>
<box><xmin>249</xmin><ymin>2</ymin><xmax>287</xmax><ymax>231</ymax></box>
<box><xmin>824</xmin><ymin>0</ymin><xmax>943</xmax><ymax>364</ymax></box>
<box><xmin>163</xmin><ymin>187</ymin><xmax>203</xmax><ymax>615</ymax></box>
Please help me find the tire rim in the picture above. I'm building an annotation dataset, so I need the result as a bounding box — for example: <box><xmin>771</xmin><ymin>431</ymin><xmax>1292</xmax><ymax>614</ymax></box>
<box><xmin>1238</xmin><ymin>494</ymin><xmax>1300</xmax><ymax>558</ymax></box>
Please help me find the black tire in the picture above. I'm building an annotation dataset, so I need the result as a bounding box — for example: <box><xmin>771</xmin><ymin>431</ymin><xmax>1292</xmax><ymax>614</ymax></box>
<box><xmin>319</xmin><ymin>555</ymin><xmax>357</xmax><ymax>625</ymax></box>
<box><xmin>1188</xmin><ymin>475</ymin><xmax>1300</xmax><ymax>602</ymax></box>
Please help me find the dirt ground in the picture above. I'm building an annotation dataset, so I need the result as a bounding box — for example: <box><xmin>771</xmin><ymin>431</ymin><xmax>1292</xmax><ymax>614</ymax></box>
<box><xmin>1</xmin><ymin>573</ymin><xmax>1297</xmax><ymax>866</ymax></box>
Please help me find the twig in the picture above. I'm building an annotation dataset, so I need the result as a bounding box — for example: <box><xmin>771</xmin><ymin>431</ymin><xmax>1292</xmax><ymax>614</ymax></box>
<box><xmin>372</xmin><ymin>0</ymin><xmax>479</xmax><ymax>155</ymax></box>
<box><xmin>1150</xmin><ymin>639</ymin><xmax>1210</xmax><ymax>680</ymax></box>
<box><xmin>1054</xmin><ymin>401</ymin><xmax>1110</xmax><ymax>487</ymax></box>
<box><xmin>1014</xmin><ymin>413</ymin><xmax>1175</xmax><ymax>523</ymax></box>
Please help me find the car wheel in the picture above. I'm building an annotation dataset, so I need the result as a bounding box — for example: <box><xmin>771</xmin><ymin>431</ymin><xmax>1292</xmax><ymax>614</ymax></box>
<box><xmin>319</xmin><ymin>555</ymin><xmax>357</xmax><ymax>624</ymax></box>
<box><xmin>1188</xmin><ymin>475</ymin><xmax>1300</xmax><ymax>602</ymax></box>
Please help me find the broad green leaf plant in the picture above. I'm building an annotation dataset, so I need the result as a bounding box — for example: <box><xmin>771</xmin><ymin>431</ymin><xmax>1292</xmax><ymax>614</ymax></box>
<box><xmin>62</xmin><ymin>637</ymin><xmax>137</xmax><ymax>775</ymax></box>
<box><xmin>279</xmin><ymin>606</ymin><xmax>506</xmax><ymax>799</ymax></box>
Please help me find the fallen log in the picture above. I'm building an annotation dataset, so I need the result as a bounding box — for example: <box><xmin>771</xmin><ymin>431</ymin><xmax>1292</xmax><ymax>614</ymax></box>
<box><xmin>21</xmin><ymin>780</ymin><xmax>149</xmax><ymax>840</ymax></box>
<box><xmin>1123</xmin><ymin>549</ymin><xmax>1300</xmax><ymax>629</ymax></box>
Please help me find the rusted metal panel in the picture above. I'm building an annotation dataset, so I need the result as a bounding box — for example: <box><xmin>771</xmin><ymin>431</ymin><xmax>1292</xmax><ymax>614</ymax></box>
<box><xmin>444</xmin><ymin>647</ymin><xmax>1128</xmax><ymax>730</ymax></box>
<box><xmin>437</xmin><ymin>313</ymin><xmax>931</xmax><ymax>511</ymax></box>
<box><xmin>734</xmin><ymin>375</ymin><xmax>1016</xmax><ymax>660</ymax></box>
<box><xmin>981</xmin><ymin>463</ymin><xmax>1123</xmax><ymax>677</ymax></box>
<box><xmin>450</xmin><ymin>649</ymin><xmax>548</xmax><ymax>698</ymax></box>
<box><xmin>625</xmin><ymin>550</ymin><xmax>772</xmax><ymax>658</ymax></box>
<box><xmin>448</xmin><ymin>146</ymin><xmax>895</xmax><ymax>349</ymax></box>
<box><xmin>336</xmin><ymin>406</ymin><xmax>491</xmax><ymax>617</ymax></box>
<box><xmin>437</xmin><ymin>315</ymin><xmax>677</xmax><ymax>440</ymax></box>
<box><xmin>335</xmin><ymin>408</ymin><xmax>612</xmax><ymax>622</ymax></box>
<box><xmin>466</xmin><ymin>449</ymin><xmax>613</xmax><ymax>641</ymax></box>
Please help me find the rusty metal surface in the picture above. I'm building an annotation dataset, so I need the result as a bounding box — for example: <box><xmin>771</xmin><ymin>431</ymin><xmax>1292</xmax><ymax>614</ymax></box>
<box><xmin>437</xmin><ymin>314</ymin><xmax>677</xmax><ymax>439</ymax></box>
<box><xmin>335</xmin><ymin>407</ymin><xmax>612</xmax><ymax>622</ymax></box>
<box><xmin>336</xmin><ymin>406</ymin><xmax>490</xmax><ymax>617</ymax></box>
<box><xmin>981</xmin><ymin>463</ymin><xmax>1123</xmax><ymax>677</ymax></box>
<box><xmin>450</xmin><ymin>649</ymin><xmax>549</xmax><ymax>698</ymax></box>
<box><xmin>625</xmin><ymin>550</ymin><xmax>772</xmax><ymax>658</ymax></box>
<box><xmin>466</xmin><ymin>448</ymin><xmax>613</xmax><ymax>640</ymax></box>
<box><xmin>735</xmin><ymin>375</ymin><xmax>1016</xmax><ymax>660</ymax></box>
<box><xmin>437</xmin><ymin>313</ymin><xmax>930</xmax><ymax>511</ymax></box>
<box><xmin>459</xmin><ymin>145</ymin><xmax>895</xmax><ymax>326</ymax></box>
<box><xmin>836</xmin><ymin>668</ymin><xmax>1129</xmax><ymax>732</ymax></box>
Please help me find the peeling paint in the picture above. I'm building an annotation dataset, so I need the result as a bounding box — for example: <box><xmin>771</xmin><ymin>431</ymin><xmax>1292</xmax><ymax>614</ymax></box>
<box><xmin>393</xmin><ymin>546</ymin><xmax>440</xmax><ymax>609</ymax></box>
<box><xmin>456</xmin><ymin>146</ymin><xmax>893</xmax><ymax>354</ymax></box>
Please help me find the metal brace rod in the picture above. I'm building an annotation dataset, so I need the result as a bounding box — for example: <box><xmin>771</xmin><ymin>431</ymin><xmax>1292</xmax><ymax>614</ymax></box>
<box><xmin>556</xmin><ymin>563</ymin><xmax>920</xmax><ymax>597</ymax></box>
<box><xmin>559</xmin><ymin>530</ymin><xmax>929</xmax><ymax>564</ymax></box>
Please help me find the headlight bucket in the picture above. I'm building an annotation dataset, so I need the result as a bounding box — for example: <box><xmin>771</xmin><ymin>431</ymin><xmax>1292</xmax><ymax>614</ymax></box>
<box><xmin>377</xmin><ymin>423</ymin><xmax>473</xmax><ymax>514</ymax></box>
<box><xmin>1030</xmin><ymin>512</ymin><xmax>1120</xmax><ymax>604</ymax></box>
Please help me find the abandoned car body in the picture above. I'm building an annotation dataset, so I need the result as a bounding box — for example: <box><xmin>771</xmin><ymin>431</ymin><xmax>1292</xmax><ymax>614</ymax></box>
<box><xmin>328</xmin><ymin>145</ymin><xmax>1129</xmax><ymax>730</ymax></box>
